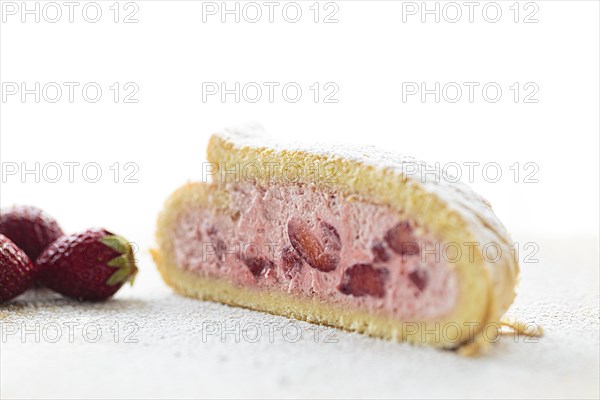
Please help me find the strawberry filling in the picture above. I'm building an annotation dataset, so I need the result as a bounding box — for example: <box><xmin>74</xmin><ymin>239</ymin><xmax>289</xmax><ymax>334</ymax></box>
<box><xmin>170</xmin><ymin>183</ymin><xmax>458</xmax><ymax>320</ymax></box>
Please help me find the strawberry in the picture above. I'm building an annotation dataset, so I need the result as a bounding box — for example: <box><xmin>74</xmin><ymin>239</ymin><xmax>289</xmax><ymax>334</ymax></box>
<box><xmin>0</xmin><ymin>234</ymin><xmax>37</xmax><ymax>302</ymax></box>
<box><xmin>0</xmin><ymin>205</ymin><xmax>64</xmax><ymax>261</ymax></box>
<box><xmin>242</xmin><ymin>256</ymin><xmax>275</xmax><ymax>278</ymax></box>
<box><xmin>287</xmin><ymin>216</ymin><xmax>341</xmax><ymax>272</ymax></box>
<box><xmin>337</xmin><ymin>263</ymin><xmax>388</xmax><ymax>298</ymax></box>
<box><xmin>37</xmin><ymin>228</ymin><xmax>138</xmax><ymax>301</ymax></box>
<box><xmin>408</xmin><ymin>269</ymin><xmax>428</xmax><ymax>292</ymax></box>
<box><xmin>384</xmin><ymin>222</ymin><xmax>420</xmax><ymax>256</ymax></box>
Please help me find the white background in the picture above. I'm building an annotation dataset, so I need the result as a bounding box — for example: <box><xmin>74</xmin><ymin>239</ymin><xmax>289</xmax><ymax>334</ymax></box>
<box><xmin>0</xmin><ymin>1</ymin><xmax>599</xmax><ymax>399</ymax></box>
<box><xmin>1</xmin><ymin>0</ymin><xmax>598</xmax><ymax>241</ymax></box>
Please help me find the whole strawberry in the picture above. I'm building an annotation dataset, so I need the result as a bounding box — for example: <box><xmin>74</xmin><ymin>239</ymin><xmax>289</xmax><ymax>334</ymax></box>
<box><xmin>37</xmin><ymin>228</ymin><xmax>138</xmax><ymax>301</ymax></box>
<box><xmin>0</xmin><ymin>206</ymin><xmax>64</xmax><ymax>261</ymax></box>
<box><xmin>0</xmin><ymin>234</ymin><xmax>37</xmax><ymax>302</ymax></box>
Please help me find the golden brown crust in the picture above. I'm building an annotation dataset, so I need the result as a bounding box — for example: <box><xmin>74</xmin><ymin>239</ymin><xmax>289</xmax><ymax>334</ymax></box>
<box><xmin>154</xmin><ymin>124</ymin><xmax>519</xmax><ymax>351</ymax></box>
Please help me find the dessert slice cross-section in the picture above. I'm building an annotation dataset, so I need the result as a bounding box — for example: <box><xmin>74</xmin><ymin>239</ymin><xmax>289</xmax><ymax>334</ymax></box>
<box><xmin>153</xmin><ymin>123</ymin><xmax>520</xmax><ymax>353</ymax></box>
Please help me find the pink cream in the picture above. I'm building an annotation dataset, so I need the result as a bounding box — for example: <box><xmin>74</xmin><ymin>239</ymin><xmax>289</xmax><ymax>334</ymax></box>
<box><xmin>171</xmin><ymin>183</ymin><xmax>458</xmax><ymax>320</ymax></box>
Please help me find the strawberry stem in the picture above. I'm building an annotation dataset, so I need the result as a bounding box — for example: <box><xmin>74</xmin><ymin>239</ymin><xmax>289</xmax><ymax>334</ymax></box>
<box><xmin>101</xmin><ymin>235</ymin><xmax>139</xmax><ymax>286</ymax></box>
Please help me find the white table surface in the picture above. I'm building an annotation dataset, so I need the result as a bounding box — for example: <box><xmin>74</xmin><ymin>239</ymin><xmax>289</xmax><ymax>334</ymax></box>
<box><xmin>1</xmin><ymin>235</ymin><xmax>598</xmax><ymax>399</ymax></box>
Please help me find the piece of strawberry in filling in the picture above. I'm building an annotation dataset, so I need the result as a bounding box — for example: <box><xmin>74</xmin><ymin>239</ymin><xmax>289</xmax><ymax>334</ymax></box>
<box><xmin>171</xmin><ymin>183</ymin><xmax>458</xmax><ymax>320</ymax></box>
